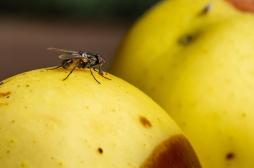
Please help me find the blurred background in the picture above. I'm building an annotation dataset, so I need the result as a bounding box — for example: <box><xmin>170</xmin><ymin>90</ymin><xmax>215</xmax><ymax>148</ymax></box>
<box><xmin>0</xmin><ymin>0</ymin><xmax>159</xmax><ymax>80</ymax></box>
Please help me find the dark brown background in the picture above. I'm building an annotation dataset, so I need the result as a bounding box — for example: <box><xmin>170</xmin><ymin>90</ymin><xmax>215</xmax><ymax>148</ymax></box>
<box><xmin>0</xmin><ymin>0</ymin><xmax>161</xmax><ymax>80</ymax></box>
<box><xmin>1</xmin><ymin>0</ymin><xmax>253</xmax><ymax>81</ymax></box>
<box><xmin>0</xmin><ymin>17</ymin><xmax>129</xmax><ymax>80</ymax></box>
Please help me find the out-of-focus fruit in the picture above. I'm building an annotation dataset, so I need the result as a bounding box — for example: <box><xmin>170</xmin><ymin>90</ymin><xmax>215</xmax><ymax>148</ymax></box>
<box><xmin>111</xmin><ymin>0</ymin><xmax>254</xmax><ymax>167</ymax></box>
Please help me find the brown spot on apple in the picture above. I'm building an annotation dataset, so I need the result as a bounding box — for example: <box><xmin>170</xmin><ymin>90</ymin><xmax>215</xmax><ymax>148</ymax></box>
<box><xmin>141</xmin><ymin>134</ymin><xmax>201</xmax><ymax>168</ymax></box>
<box><xmin>226</xmin><ymin>152</ymin><xmax>235</xmax><ymax>160</ymax></box>
<box><xmin>98</xmin><ymin>147</ymin><xmax>103</xmax><ymax>154</ymax></box>
<box><xmin>0</xmin><ymin>91</ymin><xmax>11</xmax><ymax>97</ymax></box>
<box><xmin>139</xmin><ymin>116</ymin><xmax>152</xmax><ymax>128</ymax></box>
<box><xmin>227</xmin><ymin>0</ymin><xmax>254</xmax><ymax>12</ymax></box>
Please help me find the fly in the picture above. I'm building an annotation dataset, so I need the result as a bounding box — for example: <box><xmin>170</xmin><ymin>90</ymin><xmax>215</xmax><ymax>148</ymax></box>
<box><xmin>48</xmin><ymin>47</ymin><xmax>110</xmax><ymax>84</ymax></box>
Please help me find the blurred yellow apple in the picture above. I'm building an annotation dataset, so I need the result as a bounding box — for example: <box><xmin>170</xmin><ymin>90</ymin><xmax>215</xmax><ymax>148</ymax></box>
<box><xmin>111</xmin><ymin>0</ymin><xmax>254</xmax><ymax>168</ymax></box>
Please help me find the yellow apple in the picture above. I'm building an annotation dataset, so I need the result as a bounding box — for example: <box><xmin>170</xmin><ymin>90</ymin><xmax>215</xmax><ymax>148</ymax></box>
<box><xmin>111</xmin><ymin>0</ymin><xmax>254</xmax><ymax>167</ymax></box>
<box><xmin>0</xmin><ymin>68</ymin><xmax>201</xmax><ymax>168</ymax></box>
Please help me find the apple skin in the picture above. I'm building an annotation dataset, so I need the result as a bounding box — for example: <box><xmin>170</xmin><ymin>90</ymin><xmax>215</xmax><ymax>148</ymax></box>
<box><xmin>0</xmin><ymin>68</ymin><xmax>201</xmax><ymax>168</ymax></box>
<box><xmin>111</xmin><ymin>0</ymin><xmax>254</xmax><ymax>167</ymax></box>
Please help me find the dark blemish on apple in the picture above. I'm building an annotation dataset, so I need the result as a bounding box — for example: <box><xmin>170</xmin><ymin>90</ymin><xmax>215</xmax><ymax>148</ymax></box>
<box><xmin>178</xmin><ymin>34</ymin><xmax>195</xmax><ymax>46</ymax></box>
<box><xmin>199</xmin><ymin>4</ymin><xmax>212</xmax><ymax>16</ymax></box>
<box><xmin>226</xmin><ymin>152</ymin><xmax>235</xmax><ymax>160</ymax></box>
<box><xmin>26</xmin><ymin>84</ymin><xmax>30</xmax><ymax>87</ymax></box>
<box><xmin>6</xmin><ymin>150</ymin><xmax>10</xmax><ymax>154</ymax></box>
<box><xmin>11</xmin><ymin>120</ymin><xmax>15</xmax><ymax>124</ymax></box>
<box><xmin>0</xmin><ymin>91</ymin><xmax>11</xmax><ymax>97</ymax></box>
<box><xmin>0</xmin><ymin>82</ymin><xmax>3</xmax><ymax>85</ymax></box>
<box><xmin>141</xmin><ymin>134</ymin><xmax>201</xmax><ymax>168</ymax></box>
<box><xmin>139</xmin><ymin>116</ymin><xmax>152</xmax><ymax>128</ymax></box>
<box><xmin>98</xmin><ymin>147</ymin><xmax>103</xmax><ymax>154</ymax></box>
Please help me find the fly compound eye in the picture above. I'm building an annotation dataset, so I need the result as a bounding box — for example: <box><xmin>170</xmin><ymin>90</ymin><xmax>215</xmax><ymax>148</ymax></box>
<box><xmin>79</xmin><ymin>50</ymin><xmax>85</xmax><ymax>56</ymax></box>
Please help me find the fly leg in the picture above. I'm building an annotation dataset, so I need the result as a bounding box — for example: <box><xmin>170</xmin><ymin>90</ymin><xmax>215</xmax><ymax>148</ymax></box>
<box><xmin>90</xmin><ymin>68</ymin><xmax>101</xmax><ymax>84</ymax></box>
<box><xmin>63</xmin><ymin>63</ymin><xmax>78</xmax><ymax>81</ymax></box>
<box><xmin>94</xmin><ymin>66</ymin><xmax>111</xmax><ymax>80</ymax></box>
<box><xmin>48</xmin><ymin>65</ymin><xmax>62</xmax><ymax>70</ymax></box>
<box><xmin>48</xmin><ymin>59</ymin><xmax>72</xmax><ymax>70</ymax></box>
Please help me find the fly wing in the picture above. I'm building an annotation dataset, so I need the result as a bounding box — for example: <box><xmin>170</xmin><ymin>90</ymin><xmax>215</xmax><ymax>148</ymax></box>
<box><xmin>47</xmin><ymin>47</ymin><xmax>83</xmax><ymax>60</ymax></box>
<box><xmin>47</xmin><ymin>47</ymin><xmax>78</xmax><ymax>54</ymax></box>
<box><xmin>58</xmin><ymin>53</ymin><xmax>82</xmax><ymax>60</ymax></box>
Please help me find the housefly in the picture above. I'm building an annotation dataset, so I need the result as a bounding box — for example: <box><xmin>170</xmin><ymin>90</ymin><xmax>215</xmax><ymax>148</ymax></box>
<box><xmin>48</xmin><ymin>47</ymin><xmax>110</xmax><ymax>84</ymax></box>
